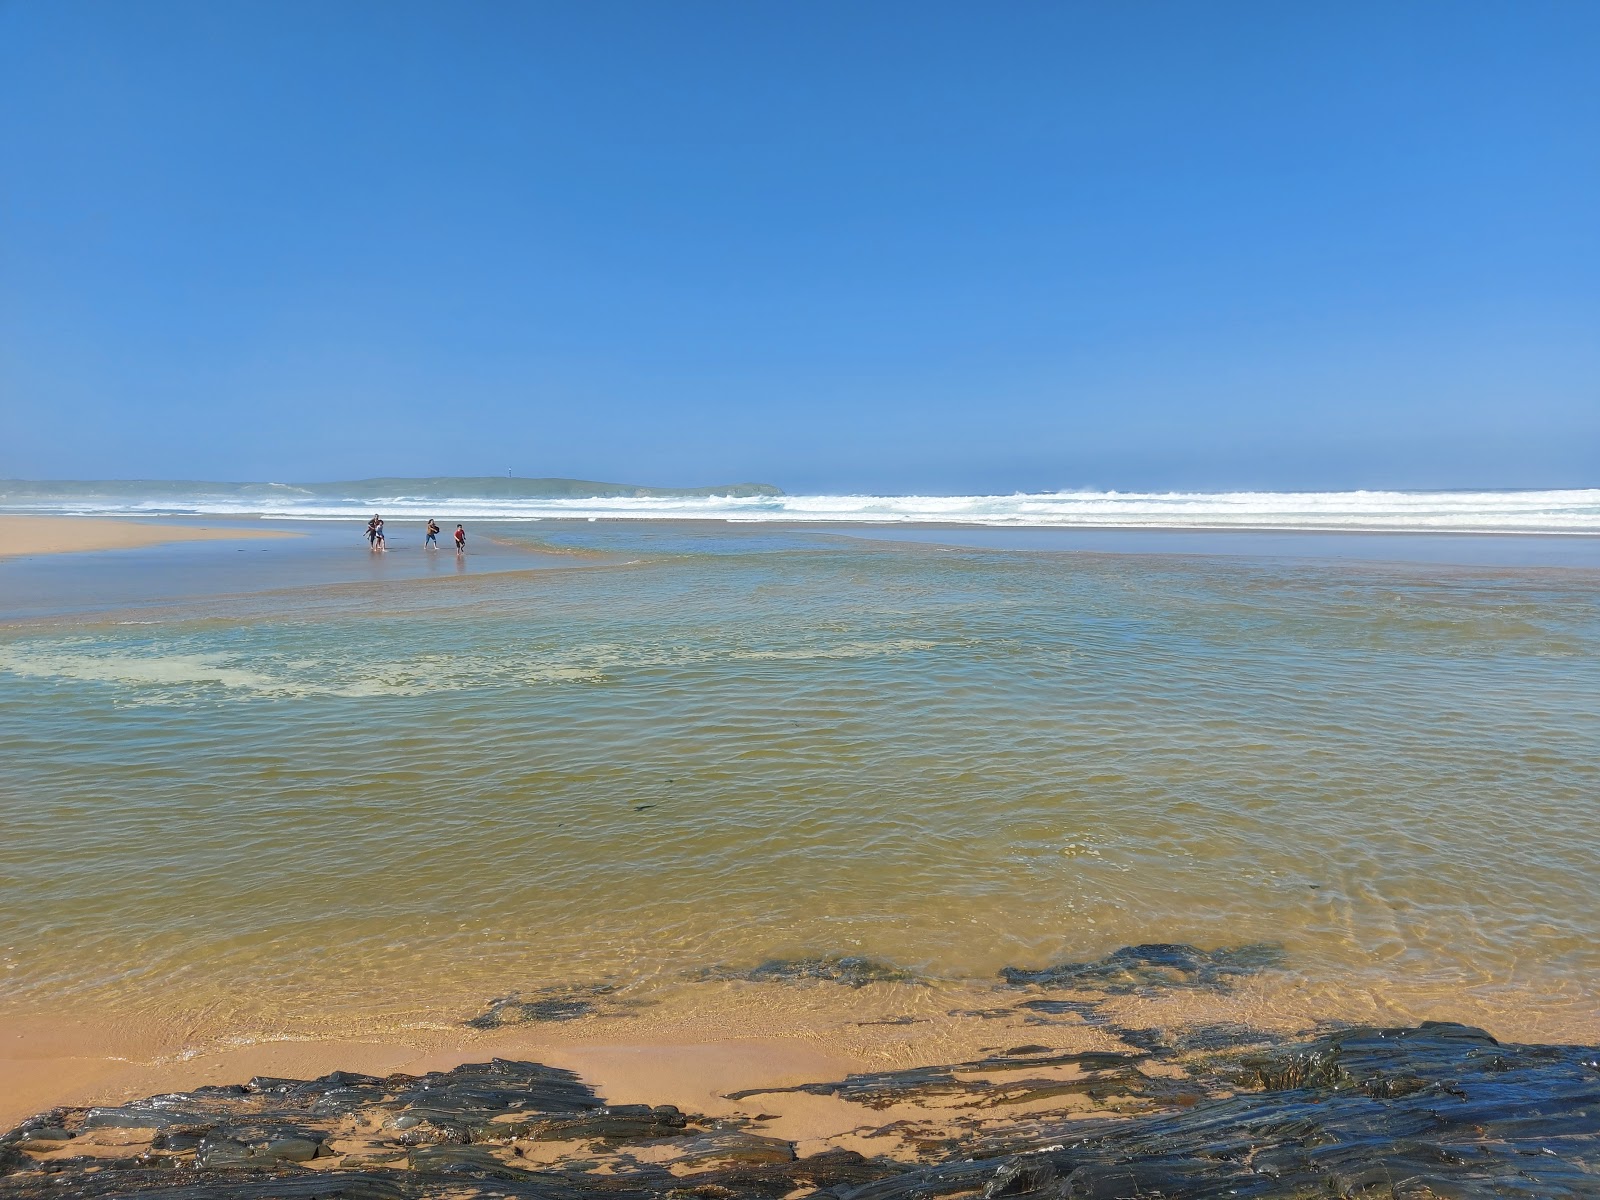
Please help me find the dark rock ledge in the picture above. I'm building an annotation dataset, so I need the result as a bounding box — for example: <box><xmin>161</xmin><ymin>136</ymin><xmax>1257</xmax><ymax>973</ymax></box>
<box><xmin>4</xmin><ymin>1021</ymin><xmax>1598</xmax><ymax>1198</ymax></box>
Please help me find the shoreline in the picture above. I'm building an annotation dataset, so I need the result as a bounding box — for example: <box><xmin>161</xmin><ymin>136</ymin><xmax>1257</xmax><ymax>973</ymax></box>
<box><xmin>6</xmin><ymin>950</ymin><xmax>1600</xmax><ymax>1134</ymax></box>
<box><xmin>0</xmin><ymin>515</ymin><xmax>295</xmax><ymax>558</ymax></box>
<box><xmin>4</xmin><ymin>1001</ymin><xmax>1595</xmax><ymax>1196</ymax></box>
<box><xmin>0</xmin><ymin>977</ymin><xmax>1325</xmax><ymax>1131</ymax></box>
<box><xmin>0</xmin><ymin>980</ymin><xmax>1089</xmax><ymax>1133</ymax></box>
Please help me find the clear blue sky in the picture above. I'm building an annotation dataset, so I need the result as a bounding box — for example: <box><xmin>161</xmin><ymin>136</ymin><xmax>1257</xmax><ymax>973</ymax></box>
<box><xmin>2</xmin><ymin>2</ymin><xmax>1596</xmax><ymax>492</ymax></box>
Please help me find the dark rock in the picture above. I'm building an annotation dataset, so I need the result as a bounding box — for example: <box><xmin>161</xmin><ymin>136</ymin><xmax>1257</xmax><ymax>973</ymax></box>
<box><xmin>856</xmin><ymin>1015</ymin><xmax>925</xmax><ymax>1026</ymax></box>
<box><xmin>700</xmin><ymin>955</ymin><xmax>919</xmax><ymax>988</ymax></box>
<box><xmin>3</xmin><ymin>1021</ymin><xmax>1597</xmax><ymax>1199</ymax></box>
<box><xmin>1015</xmin><ymin>999</ymin><xmax>1103</xmax><ymax>1019</ymax></box>
<box><xmin>981</xmin><ymin>1156</ymin><xmax>1062</xmax><ymax>1199</ymax></box>
<box><xmin>463</xmin><ymin>986</ymin><xmax>617</xmax><ymax>1029</ymax></box>
<box><xmin>405</xmin><ymin>1143</ymin><xmax>535</xmax><ymax>1178</ymax></box>
<box><xmin>193</xmin><ymin>1136</ymin><xmax>257</xmax><ymax>1169</ymax></box>
<box><xmin>148</xmin><ymin>1130</ymin><xmax>205</xmax><ymax>1152</ymax></box>
<box><xmin>789</xmin><ymin>1148</ymin><xmax>883</xmax><ymax>1189</ymax></box>
<box><xmin>384</xmin><ymin>1057</ymin><xmax>602</xmax><ymax>1135</ymax></box>
<box><xmin>80</xmin><ymin>1105</ymin><xmax>181</xmax><ymax>1131</ymax></box>
<box><xmin>1168</xmin><ymin>1022</ymin><xmax>1280</xmax><ymax>1053</ymax></box>
<box><xmin>247</xmin><ymin>1070</ymin><xmax>385</xmax><ymax>1105</ymax></box>
<box><xmin>673</xmin><ymin>1132</ymin><xmax>796</xmax><ymax>1167</ymax></box>
<box><xmin>1000</xmin><ymin>942</ymin><xmax>1286</xmax><ymax>993</ymax></box>
<box><xmin>523</xmin><ymin>1102</ymin><xmax>691</xmax><ymax>1143</ymax></box>
<box><xmin>261</xmin><ymin>1137</ymin><xmax>321</xmax><ymax>1162</ymax></box>
<box><xmin>840</xmin><ymin>1022</ymin><xmax>1600</xmax><ymax>1200</ymax></box>
<box><xmin>16</xmin><ymin>1129</ymin><xmax>73</xmax><ymax>1145</ymax></box>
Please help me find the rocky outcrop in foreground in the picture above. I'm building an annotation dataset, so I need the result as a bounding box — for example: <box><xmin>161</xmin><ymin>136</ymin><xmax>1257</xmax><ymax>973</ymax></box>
<box><xmin>3</xmin><ymin>1022</ymin><xmax>1597</xmax><ymax>1198</ymax></box>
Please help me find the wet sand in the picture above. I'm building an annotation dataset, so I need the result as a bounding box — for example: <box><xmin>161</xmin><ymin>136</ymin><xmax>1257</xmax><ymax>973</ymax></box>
<box><xmin>0</xmin><ymin>993</ymin><xmax>1163</xmax><ymax>1142</ymax></box>
<box><xmin>0</xmin><ymin>982</ymin><xmax>1035</xmax><ymax>1133</ymax></box>
<box><xmin>0</xmin><ymin>515</ymin><xmax>293</xmax><ymax>558</ymax></box>
<box><xmin>7</xmin><ymin>962</ymin><xmax>1596</xmax><ymax>1136</ymax></box>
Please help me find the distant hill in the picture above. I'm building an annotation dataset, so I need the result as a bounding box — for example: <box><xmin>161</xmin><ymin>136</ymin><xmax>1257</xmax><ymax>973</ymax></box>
<box><xmin>0</xmin><ymin>477</ymin><xmax>784</xmax><ymax>500</ymax></box>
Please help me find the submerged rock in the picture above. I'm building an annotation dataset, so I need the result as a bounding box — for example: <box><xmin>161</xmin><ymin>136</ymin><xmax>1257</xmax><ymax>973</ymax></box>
<box><xmin>699</xmin><ymin>954</ymin><xmax>920</xmax><ymax>987</ymax></box>
<box><xmin>3</xmin><ymin>1023</ymin><xmax>1597</xmax><ymax>1198</ymax></box>
<box><xmin>463</xmin><ymin>984</ymin><xmax>619</xmax><ymax>1028</ymax></box>
<box><xmin>999</xmin><ymin>941</ymin><xmax>1286</xmax><ymax>993</ymax></box>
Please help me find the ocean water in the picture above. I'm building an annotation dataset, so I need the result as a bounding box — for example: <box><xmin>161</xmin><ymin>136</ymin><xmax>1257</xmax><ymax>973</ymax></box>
<box><xmin>2</xmin><ymin>518</ymin><xmax>1598</xmax><ymax>1042</ymax></box>
<box><xmin>5</xmin><ymin>481</ymin><xmax>1600</xmax><ymax>532</ymax></box>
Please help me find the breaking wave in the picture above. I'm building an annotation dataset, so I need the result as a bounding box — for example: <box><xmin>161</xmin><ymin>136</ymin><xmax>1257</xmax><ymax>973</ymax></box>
<box><xmin>4</xmin><ymin>483</ymin><xmax>1599</xmax><ymax>533</ymax></box>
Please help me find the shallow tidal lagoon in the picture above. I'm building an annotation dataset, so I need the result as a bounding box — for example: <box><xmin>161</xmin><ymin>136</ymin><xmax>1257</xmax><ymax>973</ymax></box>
<box><xmin>1</xmin><ymin>519</ymin><xmax>1597</xmax><ymax>1052</ymax></box>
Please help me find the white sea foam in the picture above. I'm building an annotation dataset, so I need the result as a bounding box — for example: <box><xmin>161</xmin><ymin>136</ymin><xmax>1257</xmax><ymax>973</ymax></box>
<box><xmin>0</xmin><ymin>637</ymin><xmax>942</xmax><ymax>703</ymax></box>
<box><xmin>6</xmin><ymin>488</ymin><xmax>1598</xmax><ymax>533</ymax></box>
<box><xmin>0</xmin><ymin>647</ymin><xmax>282</xmax><ymax>692</ymax></box>
<box><xmin>737</xmin><ymin>638</ymin><xmax>937</xmax><ymax>661</ymax></box>
<box><xmin>0</xmin><ymin>645</ymin><xmax>434</xmax><ymax>700</ymax></box>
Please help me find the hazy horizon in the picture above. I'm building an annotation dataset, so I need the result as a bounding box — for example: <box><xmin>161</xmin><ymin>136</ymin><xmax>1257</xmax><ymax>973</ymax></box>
<box><xmin>4</xmin><ymin>474</ymin><xmax>1600</xmax><ymax>497</ymax></box>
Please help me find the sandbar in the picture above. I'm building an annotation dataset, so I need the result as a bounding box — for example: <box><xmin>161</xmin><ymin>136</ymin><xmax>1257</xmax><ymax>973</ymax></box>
<box><xmin>0</xmin><ymin>515</ymin><xmax>294</xmax><ymax>558</ymax></box>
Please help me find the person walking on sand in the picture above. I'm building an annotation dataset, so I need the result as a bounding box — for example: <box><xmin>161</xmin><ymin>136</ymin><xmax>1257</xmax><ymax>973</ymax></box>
<box><xmin>366</xmin><ymin>514</ymin><xmax>380</xmax><ymax>549</ymax></box>
<box><xmin>454</xmin><ymin>523</ymin><xmax>467</xmax><ymax>552</ymax></box>
<box><xmin>373</xmin><ymin>518</ymin><xmax>387</xmax><ymax>552</ymax></box>
<box><xmin>425</xmin><ymin>518</ymin><xmax>441</xmax><ymax>549</ymax></box>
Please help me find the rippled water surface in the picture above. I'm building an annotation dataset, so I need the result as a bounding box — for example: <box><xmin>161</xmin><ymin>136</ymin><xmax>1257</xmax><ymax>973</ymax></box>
<box><xmin>2</xmin><ymin>522</ymin><xmax>1597</xmax><ymax>1037</ymax></box>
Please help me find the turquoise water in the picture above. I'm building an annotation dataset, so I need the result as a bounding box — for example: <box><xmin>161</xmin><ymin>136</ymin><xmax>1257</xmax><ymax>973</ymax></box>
<box><xmin>1</xmin><ymin>522</ymin><xmax>1597</xmax><ymax>1038</ymax></box>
